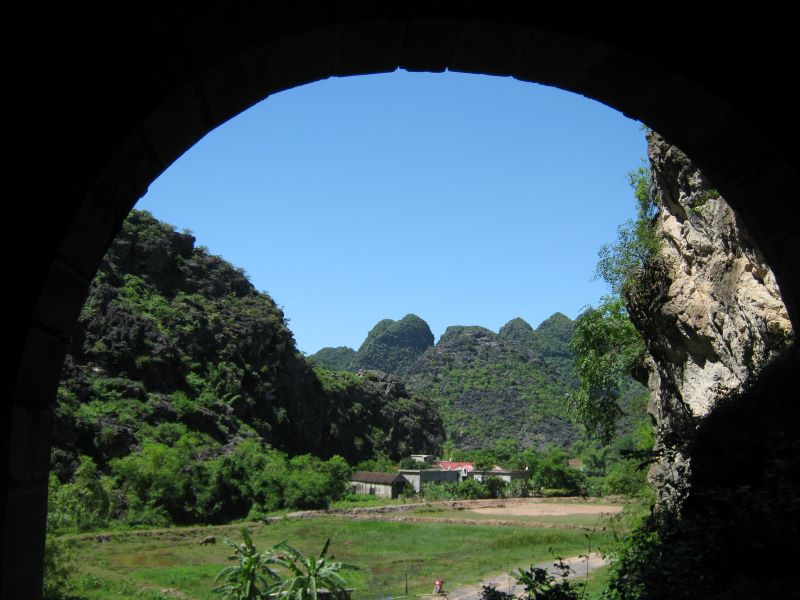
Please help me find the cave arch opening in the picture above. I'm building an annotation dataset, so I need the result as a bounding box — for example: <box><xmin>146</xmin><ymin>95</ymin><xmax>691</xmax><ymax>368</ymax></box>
<box><xmin>9</xmin><ymin>17</ymin><xmax>799</xmax><ymax>598</ymax></box>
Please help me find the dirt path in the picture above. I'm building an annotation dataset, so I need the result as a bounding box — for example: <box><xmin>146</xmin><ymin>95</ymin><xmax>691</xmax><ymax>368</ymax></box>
<box><xmin>437</xmin><ymin>553</ymin><xmax>609</xmax><ymax>600</ymax></box>
<box><xmin>471</xmin><ymin>503</ymin><xmax>622</xmax><ymax>517</ymax></box>
<box><xmin>262</xmin><ymin>498</ymin><xmax>622</xmax><ymax>533</ymax></box>
<box><xmin>323</xmin><ymin>513</ymin><xmax>599</xmax><ymax>531</ymax></box>
<box><xmin>267</xmin><ymin>498</ymin><xmax>622</xmax><ymax>523</ymax></box>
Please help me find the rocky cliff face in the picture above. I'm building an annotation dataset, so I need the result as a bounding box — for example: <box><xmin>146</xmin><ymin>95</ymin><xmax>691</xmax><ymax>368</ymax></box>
<box><xmin>627</xmin><ymin>132</ymin><xmax>794</xmax><ymax>503</ymax></box>
<box><xmin>54</xmin><ymin>210</ymin><xmax>445</xmax><ymax>477</ymax></box>
<box><xmin>404</xmin><ymin>321</ymin><xmax>583</xmax><ymax>450</ymax></box>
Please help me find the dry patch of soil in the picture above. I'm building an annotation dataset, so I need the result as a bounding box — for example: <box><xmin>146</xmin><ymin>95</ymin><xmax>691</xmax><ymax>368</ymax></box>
<box><xmin>471</xmin><ymin>501</ymin><xmax>622</xmax><ymax>518</ymax></box>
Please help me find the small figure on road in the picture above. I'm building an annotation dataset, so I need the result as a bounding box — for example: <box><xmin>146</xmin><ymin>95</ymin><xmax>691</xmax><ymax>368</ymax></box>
<box><xmin>433</xmin><ymin>578</ymin><xmax>444</xmax><ymax>594</ymax></box>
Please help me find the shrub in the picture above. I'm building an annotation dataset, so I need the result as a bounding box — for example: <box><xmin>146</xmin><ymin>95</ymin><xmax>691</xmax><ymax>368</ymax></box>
<box><xmin>512</xmin><ymin>560</ymin><xmax>580</xmax><ymax>599</ymax></box>
<box><xmin>603</xmin><ymin>459</ymin><xmax>649</xmax><ymax>497</ymax></box>
<box><xmin>283</xmin><ymin>471</ymin><xmax>331</xmax><ymax>510</ymax></box>
<box><xmin>508</xmin><ymin>479</ymin><xmax>531</xmax><ymax>498</ymax></box>
<box><xmin>47</xmin><ymin>456</ymin><xmax>110</xmax><ymax>533</ymax></box>
<box><xmin>420</xmin><ymin>482</ymin><xmax>457</xmax><ymax>501</ymax></box>
<box><xmin>531</xmin><ymin>457</ymin><xmax>586</xmax><ymax>496</ymax></box>
<box><xmin>42</xmin><ymin>535</ymin><xmax>75</xmax><ymax>600</ymax></box>
<box><xmin>483</xmin><ymin>476</ymin><xmax>508</xmax><ymax>499</ymax></box>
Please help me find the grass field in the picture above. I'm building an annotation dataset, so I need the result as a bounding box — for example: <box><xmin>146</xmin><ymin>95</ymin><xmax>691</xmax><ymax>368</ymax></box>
<box><xmin>59</xmin><ymin>503</ymin><xmax>624</xmax><ymax>599</ymax></box>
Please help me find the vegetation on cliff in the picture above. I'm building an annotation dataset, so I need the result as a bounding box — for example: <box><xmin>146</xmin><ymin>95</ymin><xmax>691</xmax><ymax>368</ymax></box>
<box><xmin>499</xmin><ymin>312</ymin><xmax>578</xmax><ymax>386</ymax></box>
<box><xmin>309</xmin><ymin>346</ymin><xmax>357</xmax><ymax>371</ymax></box>
<box><xmin>570</xmin><ymin>165</ymin><xmax>658</xmax><ymax>444</ymax></box>
<box><xmin>596</xmin><ymin>136</ymin><xmax>799</xmax><ymax>600</ymax></box>
<box><xmin>405</xmin><ymin>322</ymin><xmax>582</xmax><ymax>451</ymax></box>
<box><xmin>312</xmin><ymin>315</ymin><xmax>434</xmax><ymax>374</ymax></box>
<box><xmin>316</xmin><ymin>309</ymin><xmax>648</xmax><ymax>459</ymax></box>
<box><xmin>51</xmin><ymin>210</ymin><xmax>444</xmax><ymax>528</ymax></box>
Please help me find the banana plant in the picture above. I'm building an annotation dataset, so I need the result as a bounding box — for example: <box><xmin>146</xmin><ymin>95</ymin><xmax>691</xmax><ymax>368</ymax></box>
<box><xmin>263</xmin><ymin>538</ymin><xmax>356</xmax><ymax>600</ymax></box>
<box><xmin>213</xmin><ymin>528</ymin><xmax>281</xmax><ymax>600</ymax></box>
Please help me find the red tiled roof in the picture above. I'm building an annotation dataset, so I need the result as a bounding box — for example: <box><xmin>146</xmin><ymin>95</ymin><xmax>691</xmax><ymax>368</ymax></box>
<box><xmin>438</xmin><ymin>461</ymin><xmax>474</xmax><ymax>471</ymax></box>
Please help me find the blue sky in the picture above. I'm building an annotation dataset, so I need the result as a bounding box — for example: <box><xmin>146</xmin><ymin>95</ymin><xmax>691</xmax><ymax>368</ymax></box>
<box><xmin>136</xmin><ymin>70</ymin><xmax>646</xmax><ymax>354</ymax></box>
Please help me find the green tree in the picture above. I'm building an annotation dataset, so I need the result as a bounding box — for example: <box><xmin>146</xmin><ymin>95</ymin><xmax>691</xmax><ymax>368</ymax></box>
<box><xmin>595</xmin><ymin>166</ymin><xmax>660</xmax><ymax>295</ymax></box>
<box><xmin>283</xmin><ymin>471</ymin><xmax>332</xmax><ymax>510</ymax></box>
<box><xmin>47</xmin><ymin>456</ymin><xmax>111</xmax><ymax>532</ymax></box>
<box><xmin>285</xmin><ymin>454</ymin><xmax>352</xmax><ymax>509</ymax></box>
<box><xmin>603</xmin><ymin>459</ymin><xmax>649</xmax><ymax>497</ymax></box>
<box><xmin>571</xmin><ymin>165</ymin><xmax>657</xmax><ymax>443</ymax></box>
<box><xmin>571</xmin><ymin>297</ymin><xmax>645</xmax><ymax>443</ymax></box>
<box><xmin>531</xmin><ymin>454</ymin><xmax>585</xmax><ymax>496</ymax></box>
<box><xmin>196</xmin><ymin>440</ymin><xmax>283</xmax><ymax>523</ymax></box>
<box><xmin>111</xmin><ymin>438</ymin><xmax>206</xmax><ymax>525</ymax></box>
<box><xmin>248</xmin><ymin>449</ymin><xmax>291</xmax><ymax>515</ymax></box>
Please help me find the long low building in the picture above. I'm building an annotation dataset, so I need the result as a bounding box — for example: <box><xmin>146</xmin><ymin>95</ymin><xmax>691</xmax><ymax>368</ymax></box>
<box><xmin>398</xmin><ymin>468</ymin><xmax>460</xmax><ymax>493</ymax></box>
<box><xmin>349</xmin><ymin>471</ymin><xmax>407</xmax><ymax>499</ymax></box>
<box><xmin>471</xmin><ymin>469</ymin><xmax>529</xmax><ymax>483</ymax></box>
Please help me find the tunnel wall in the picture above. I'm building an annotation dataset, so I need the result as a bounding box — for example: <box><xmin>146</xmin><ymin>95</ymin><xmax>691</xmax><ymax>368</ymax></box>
<box><xmin>6</xmin><ymin>10</ymin><xmax>799</xmax><ymax>597</ymax></box>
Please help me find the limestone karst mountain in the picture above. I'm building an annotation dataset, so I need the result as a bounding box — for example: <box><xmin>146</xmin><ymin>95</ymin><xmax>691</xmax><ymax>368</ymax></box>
<box><xmin>313</xmin><ymin>313</ymin><xmax>647</xmax><ymax>450</ymax></box>
<box><xmin>53</xmin><ymin>210</ymin><xmax>444</xmax><ymax>481</ymax></box>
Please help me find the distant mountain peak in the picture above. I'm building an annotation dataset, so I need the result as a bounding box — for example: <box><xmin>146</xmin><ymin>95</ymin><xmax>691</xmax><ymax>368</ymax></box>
<box><xmin>498</xmin><ymin>317</ymin><xmax>535</xmax><ymax>342</ymax></box>
<box><xmin>537</xmin><ymin>312</ymin><xmax>572</xmax><ymax>329</ymax></box>
<box><xmin>350</xmin><ymin>314</ymin><xmax>434</xmax><ymax>375</ymax></box>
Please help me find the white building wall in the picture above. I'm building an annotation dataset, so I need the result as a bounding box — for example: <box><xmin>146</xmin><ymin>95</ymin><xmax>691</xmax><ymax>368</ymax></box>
<box><xmin>399</xmin><ymin>470</ymin><xmax>460</xmax><ymax>492</ymax></box>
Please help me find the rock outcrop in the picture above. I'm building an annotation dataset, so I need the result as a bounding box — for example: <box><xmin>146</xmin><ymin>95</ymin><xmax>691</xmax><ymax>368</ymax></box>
<box><xmin>627</xmin><ymin>132</ymin><xmax>794</xmax><ymax>503</ymax></box>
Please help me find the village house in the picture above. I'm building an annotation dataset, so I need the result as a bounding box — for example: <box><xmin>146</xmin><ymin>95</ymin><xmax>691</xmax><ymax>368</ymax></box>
<box><xmin>349</xmin><ymin>471</ymin><xmax>407</xmax><ymax>499</ymax></box>
<box><xmin>471</xmin><ymin>467</ymin><xmax>529</xmax><ymax>484</ymax></box>
<box><xmin>398</xmin><ymin>468</ymin><xmax>460</xmax><ymax>493</ymax></box>
<box><xmin>409</xmin><ymin>454</ymin><xmax>437</xmax><ymax>464</ymax></box>
<box><xmin>437</xmin><ymin>461</ymin><xmax>475</xmax><ymax>481</ymax></box>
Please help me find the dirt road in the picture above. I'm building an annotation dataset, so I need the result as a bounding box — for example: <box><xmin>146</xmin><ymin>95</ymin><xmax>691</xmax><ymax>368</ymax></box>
<box><xmin>439</xmin><ymin>553</ymin><xmax>609</xmax><ymax>600</ymax></box>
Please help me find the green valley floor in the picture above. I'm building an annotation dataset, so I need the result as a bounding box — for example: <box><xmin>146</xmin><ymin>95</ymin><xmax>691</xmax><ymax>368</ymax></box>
<box><xmin>57</xmin><ymin>498</ymin><xmax>625</xmax><ymax>599</ymax></box>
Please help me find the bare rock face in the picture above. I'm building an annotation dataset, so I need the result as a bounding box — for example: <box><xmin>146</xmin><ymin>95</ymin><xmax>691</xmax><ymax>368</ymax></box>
<box><xmin>628</xmin><ymin>132</ymin><xmax>794</xmax><ymax>504</ymax></box>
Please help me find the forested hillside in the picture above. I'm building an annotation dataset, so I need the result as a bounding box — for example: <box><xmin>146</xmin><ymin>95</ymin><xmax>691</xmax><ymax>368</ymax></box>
<box><xmin>53</xmin><ymin>210</ymin><xmax>444</xmax><ymax>486</ymax></box>
<box><xmin>313</xmin><ymin>312</ymin><xmax>648</xmax><ymax>451</ymax></box>
<box><xmin>310</xmin><ymin>314</ymin><xmax>434</xmax><ymax>374</ymax></box>
<box><xmin>499</xmin><ymin>312</ymin><xmax>578</xmax><ymax>386</ymax></box>
<box><xmin>404</xmin><ymin>323</ymin><xmax>579</xmax><ymax>449</ymax></box>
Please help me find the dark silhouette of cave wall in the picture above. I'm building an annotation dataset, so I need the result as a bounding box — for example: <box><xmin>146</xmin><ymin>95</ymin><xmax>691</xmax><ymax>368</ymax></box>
<box><xmin>6</xmin><ymin>9</ymin><xmax>799</xmax><ymax>598</ymax></box>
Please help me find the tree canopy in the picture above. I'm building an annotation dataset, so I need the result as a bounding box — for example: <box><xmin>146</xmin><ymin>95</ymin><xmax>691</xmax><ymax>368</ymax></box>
<box><xmin>571</xmin><ymin>297</ymin><xmax>645</xmax><ymax>443</ymax></box>
<box><xmin>571</xmin><ymin>165</ymin><xmax>659</xmax><ymax>443</ymax></box>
